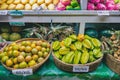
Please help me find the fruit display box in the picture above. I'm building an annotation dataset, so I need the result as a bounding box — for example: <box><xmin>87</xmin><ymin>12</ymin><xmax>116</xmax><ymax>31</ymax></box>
<box><xmin>0</xmin><ymin>0</ymin><xmax>81</xmax><ymax>10</ymax></box>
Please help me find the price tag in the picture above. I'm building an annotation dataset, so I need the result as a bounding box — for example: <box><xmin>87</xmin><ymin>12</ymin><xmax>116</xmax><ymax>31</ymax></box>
<box><xmin>12</xmin><ymin>69</ymin><xmax>33</xmax><ymax>76</ymax></box>
<box><xmin>97</xmin><ymin>11</ymin><xmax>110</xmax><ymax>16</ymax></box>
<box><xmin>9</xmin><ymin>10</ymin><xmax>23</xmax><ymax>16</ymax></box>
<box><xmin>9</xmin><ymin>22</ymin><xmax>25</xmax><ymax>26</ymax></box>
<box><xmin>0</xmin><ymin>11</ymin><xmax>8</xmax><ymax>15</ymax></box>
<box><xmin>73</xmin><ymin>66</ymin><xmax>89</xmax><ymax>72</ymax></box>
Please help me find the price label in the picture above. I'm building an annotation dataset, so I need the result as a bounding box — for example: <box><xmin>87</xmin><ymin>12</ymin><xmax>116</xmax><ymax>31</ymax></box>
<box><xmin>0</xmin><ymin>11</ymin><xmax>8</xmax><ymax>15</ymax></box>
<box><xmin>9</xmin><ymin>10</ymin><xmax>23</xmax><ymax>16</ymax></box>
<box><xmin>9</xmin><ymin>22</ymin><xmax>25</xmax><ymax>26</ymax></box>
<box><xmin>97</xmin><ymin>11</ymin><xmax>110</xmax><ymax>16</ymax></box>
<box><xmin>12</xmin><ymin>69</ymin><xmax>33</xmax><ymax>76</ymax></box>
<box><xmin>73</xmin><ymin>66</ymin><xmax>89</xmax><ymax>72</ymax></box>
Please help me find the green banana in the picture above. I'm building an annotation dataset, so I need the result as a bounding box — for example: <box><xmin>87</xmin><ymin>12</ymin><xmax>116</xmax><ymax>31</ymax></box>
<box><xmin>74</xmin><ymin>41</ymin><xmax>82</xmax><ymax>50</ymax></box>
<box><xmin>52</xmin><ymin>41</ymin><xmax>61</xmax><ymax>50</ymax></box>
<box><xmin>81</xmin><ymin>51</ymin><xmax>89</xmax><ymax>64</ymax></box>
<box><xmin>82</xmin><ymin>39</ymin><xmax>92</xmax><ymax>49</ymax></box>
<box><xmin>73</xmin><ymin>51</ymin><xmax>81</xmax><ymax>64</ymax></box>
<box><xmin>91</xmin><ymin>38</ymin><xmax>101</xmax><ymax>47</ymax></box>
<box><xmin>59</xmin><ymin>46</ymin><xmax>70</xmax><ymax>55</ymax></box>
<box><xmin>64</xmin><ymin>51</ymin><xmax>74</xmax><ymax>63</ymax></box>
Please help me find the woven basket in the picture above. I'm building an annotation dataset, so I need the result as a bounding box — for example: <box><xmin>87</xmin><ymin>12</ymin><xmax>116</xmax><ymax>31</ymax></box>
<box><xmin>52</xmin><ymin>52</ymin><xmax>103</xmax><ymax>72</ymax></box>
<box><xmin>105</xmin><ymin>54</ymin><xmax>120</xmax><ymax>75</ymax></box>
<box><xmin>2</xmin><ymin>38</ymin><xmax>51</xmax><ymax>72</ymax></box>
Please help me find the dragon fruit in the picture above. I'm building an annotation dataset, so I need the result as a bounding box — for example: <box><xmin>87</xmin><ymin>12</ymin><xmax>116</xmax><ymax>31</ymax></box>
<box><xmin>96</xmin><ymin>3</ymin><xmax>106</xmax><ymax>10</ymax></box>
<box><xmin>87</xmin><ymin>3</ymin><xmax>95</xmax><ymax>10</ymax></box>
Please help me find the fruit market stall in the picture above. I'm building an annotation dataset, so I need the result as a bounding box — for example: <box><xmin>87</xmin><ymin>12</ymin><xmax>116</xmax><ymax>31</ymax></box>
<box><xmin>0</xmin><ymin>0</ymin><xmax>120</xmax><ymax>79</ymax></box>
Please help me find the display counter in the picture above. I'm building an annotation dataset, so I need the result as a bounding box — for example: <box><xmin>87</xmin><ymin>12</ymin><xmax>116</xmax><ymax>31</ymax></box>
<box><xmin>0</xmin><ymin>55</ymin><xmax>119</xmax><ymax>80</ymax></box>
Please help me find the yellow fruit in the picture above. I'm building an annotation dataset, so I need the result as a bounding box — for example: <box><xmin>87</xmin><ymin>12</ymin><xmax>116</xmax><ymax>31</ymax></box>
<box><xmin>0</xmin><ymin>0</ymin><xmax>6</xmax><ymax>4</ymax></box>
<box><xmin>32</xmin><ymin>55</ymin><xmax>38</xmax><ymax>61</ymax></box>
<box><xmin>37</xmin><ymin>0</ymin><xmax>45</xmax><ymax>5</ymax></box>
<box><xmin>6</xmin><ymin>59</ymin><xmax>13</xmax><ymax>67</ymax></box>
<box><xmin>19</xmin><ymin>61</ymin><xmax>28</xmax><ymax>68</ymax></box>
<box><xmin>38</xmin><ymin>57</ymin><xmax>44</xmax><ymax>63</ymax></box>
<box><xmin>13</xmin><ymin>0</ymin><xmax>21</xmax><ymax>4</ymax></box>
<box><xmin>77</xmin><ymin>34</ymin><xmax>84</xmax><ymax>41</ymax></box>
<box><xmin>20</xmin><ymin>52</ymin><xmax>26</xmax><ymax>57</ymax></box>
<box><xmin>45</xmin><ymin>0</ymin><xmax>52</xmax><ymax>5</ymax></box>
<box><xmin>31</xmin><ymin>43</ymin><xmax>36</xmax><ymax>48</ymax></box>
<box><xmin>12</xmin><ymin>45</ymin><xmax>19</xmax><ymax>50</ymax></box>
<box><xmin>53</xmin><ymin>0</ymin><xmax>59</xmax><ymax>5</ymax></box>
<box><xmin>16</xmin><ymin>4</ymin><xmax>24</xmax><ymax>10</ymax></box>
<box><xmin>7</xmin><ymin>51</ymin><xmax>13</xmax><ymax>57</ymax></box>
<box><xmin>32</xmin><ymin>3</ymin><xmax>39</xmax><ymax>10</ymax></box>
<box><xmin>41</xmin><ymin>47</ymin><xmax>46</xmax><ymax>52</ymax></box>
<box><xmin>6</xmin><ymin>0</ymin><xmax>14</xmax><ymax>4</ymax></box>
<box><xmin>13</xmin><ymin>58</ymin><xmax>18</xmax><ymax>64</ymax></box>
<box><xmin>41</xmin><ymin>42</ymin><xmax>47</xmax><ymax>47</ymax></box>
<box><xmin>13</xmin><ymin>50</ymin><xmax>19</xmax><ymax>57</ymax></box>
<box><xmin>36</xmin><ymin>40</ymin><xmax>42</xmax><ymax>46</ymax></box>
<box><xmin>25</xmin><ymin>46</ymin><xmax>32</xmax><ymax>53</ymax></box>
<box><xmin>43</xmin><ymin>52</ymin><xmax>48</xmax><ymax>58</ymax></box>
<box><xmin>13</xmin><ymin>64</ymin><xmax>19</xmax><ymax>69</ymax></box>
<box><xmin>21</xmin><ymin>0</ymin><xmax>29</xmax><ymax>4</ymax></box>
<box><xmin>8</xmin><ymin>4</ymin><xmax>16</xmax><ymax>10</ymax></box>
<box><xmin>0</xmin><ymin>3</ymin><xmax>8</xmax><ymax>10</ymax></box>
<box><xmin>17</xmin><ymin>55</ymin><xmax>25</xmax><ymax>63</ymax></box>
<box><xmin>28</xmin><ymin>60</ymin><xmax>36</xmax><ymax>67</ymax></box>
<box><xmin>25</xmin><ymin>56</ymin><xmax>32</xmax><ymax>62</ymax></box>
<box><xmin>29</xmin><ymin>0</ymin><xmax>37</xmax><ymax>5</ymax></box>
<box><xmin>38</xmin><ymin>51</ymin><xmax>43</xmax><ymax>57</ymax></box>
<box><xmin>47</xmin><ymin>4</ymin><xmax>55</xmax><ymax>10</ymax></box>
<box><xmin>1</xmin><ymin>56</ymin><xmax>9</xmax><ymax>63</ymax></box>
<box><xmin>19</xmin><ymin>46</ymin><xmax>25</xmax><ymax>52</ymax></box>
<box><xmin>25</xmin><ymin>41</ymin><xmax>31</xmax><ymax>46</ymax></box>
<box><xmin>25</xmin><ymin>4</ymin><xmax>32</xmax><ymax>10</ymax></box>
<box><xmin>36</xmin><ymin>46</ymin><xmax>42</xmax><ymax>51</ymax></box>
<box><xmin>40</xmin><ymin>3</ymin><xmax>47</xmax><ymax>10</ymax></box>
<box><xmin>31</xmin><ymin>48</ymin><xmax>38</xmax><ymax>54</ymax></box>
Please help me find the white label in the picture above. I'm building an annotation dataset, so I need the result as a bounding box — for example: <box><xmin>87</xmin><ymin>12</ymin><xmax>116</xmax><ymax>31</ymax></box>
<box><xmin>0</xmin><ymin>11</ymin><xmax>8</xmax><ymax>15</ymax></box>
<box><xmin>73</xmin><ymin>66</ymin><xmax>89</xmax><ymax>72</ymax></box>
<box><xmin>97</xmin><ymin>11</ymin><xmax>109</xmax><ymax>16</ymax></box>
<box><xmin>12</xmin><ymin>69</ymin><xmax>33</xmax><ymax>76</ymax></box>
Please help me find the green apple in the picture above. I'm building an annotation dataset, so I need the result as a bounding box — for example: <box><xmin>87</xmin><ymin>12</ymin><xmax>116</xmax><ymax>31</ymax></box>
<box><xmin>66</xmin><ymin>5</ymin><xmax>73</xmax><ymax>10</ymax></box>
<box><xmin>74</xmin><ymin>6</ymin><xmax>80</xmax><ymax>10</ymax></box>
<box><xmin>71</xmin><ymin>1</ymin><xmax>79</xmax><ymax>7</ymax></box>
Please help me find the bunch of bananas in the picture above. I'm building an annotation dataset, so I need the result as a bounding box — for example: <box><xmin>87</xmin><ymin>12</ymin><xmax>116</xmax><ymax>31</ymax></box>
<box><xmin>52</xmin><ymin>34</ymin><xmax>103</xmax><ymax>64</ymax></box>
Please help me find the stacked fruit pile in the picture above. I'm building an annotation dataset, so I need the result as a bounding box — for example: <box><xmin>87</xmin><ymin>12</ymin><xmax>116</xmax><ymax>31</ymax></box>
<box><xmin>52</xmin><ymin>34</ymin><xmax>103</xmax><ymax>64</ymax></box>
<box><xmin>0</xmin><ymin>25</ymin><xmax>21</xmax><ymax>41</ymax></box>
<box><xmin>0</xmin><ymin>39</ymin><xmax>50</xmax><ymax>69</ymax></box>
<box><xmin>102</xmin><ymin>31</ymin><xmax>120</xmax><ymax>60</ymax></box>
<box><xmin>0</xmin><ymin>0</ymin><xmax>80</xmax><ymax>10</ymax></box>
<box><xmin>87</xmin><ymin>0</ymin><xmax>120</xmax><ymax>10</ymax></box>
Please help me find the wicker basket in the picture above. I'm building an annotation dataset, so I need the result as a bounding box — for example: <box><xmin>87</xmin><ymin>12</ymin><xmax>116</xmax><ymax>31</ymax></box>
<box><xmin>52</xmin><ymin>52</ymin><xmax>103</xmax><ymax>72</ymax></box>
<box><xmin>2</xmin><ymin>38</ymin><xmax>51</xmax><ymax>72</ymax></box>
<box><xmin>105</xmin><ymin>54</ymin><xmax>120</xmax><ymax>75</ymax></box>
